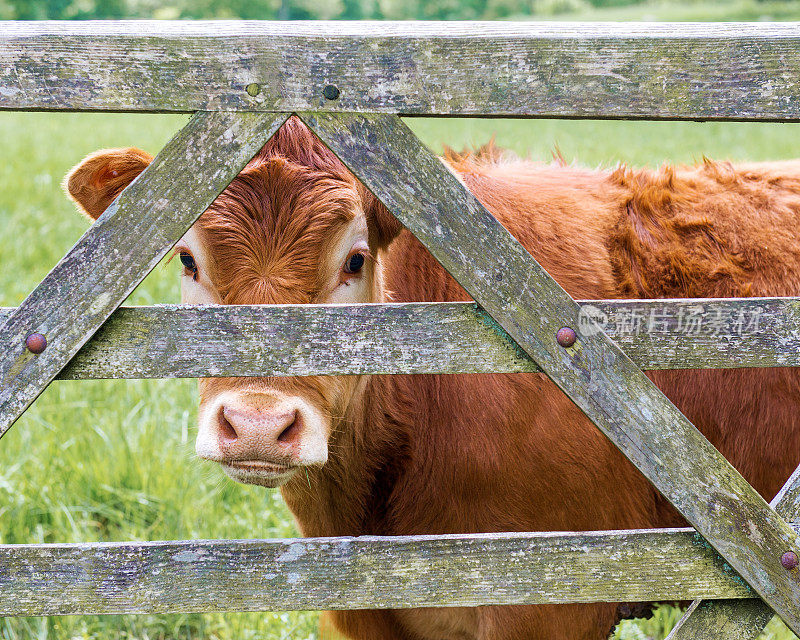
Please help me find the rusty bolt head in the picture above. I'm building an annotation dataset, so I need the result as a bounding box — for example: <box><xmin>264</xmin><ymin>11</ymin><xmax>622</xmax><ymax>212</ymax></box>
<box><xmin>557</xmin><ymin>327</ymin><xmax>577</xmax><ymax>348</ymax></box>
<box><xmin>782</xmin><ymin>551</ymin><xmax>798</xmax><ymax>570</ymax></box>
<box><xmin>25</xmin><ymin>333</ymin><xmax>47</xmax><ymax>354</ymax></box>
<box><xmin>322</xmin><ymin>84</ymin><xmax>340</xmax><ymax>101</ymax></box>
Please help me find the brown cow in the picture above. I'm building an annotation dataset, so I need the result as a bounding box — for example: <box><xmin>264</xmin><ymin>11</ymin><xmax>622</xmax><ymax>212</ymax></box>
<box><xmin>64</xmin><ymin>116</ymin><xmax>800</xmax><ymax>640</ymax></box>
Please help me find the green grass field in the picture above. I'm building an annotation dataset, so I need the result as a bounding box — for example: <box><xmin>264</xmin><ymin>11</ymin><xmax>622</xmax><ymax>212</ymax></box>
<box><xmin>2</xmin><ymin>110</ymin><xmax>800</xmax><ymax>640</ymax></box>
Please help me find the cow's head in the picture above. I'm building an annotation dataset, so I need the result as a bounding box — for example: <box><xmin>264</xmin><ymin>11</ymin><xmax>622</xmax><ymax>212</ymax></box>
<box><xmin>64</xmin><ymin>117</ymin><xmax>401</xmax><ymax>487</ymax></box>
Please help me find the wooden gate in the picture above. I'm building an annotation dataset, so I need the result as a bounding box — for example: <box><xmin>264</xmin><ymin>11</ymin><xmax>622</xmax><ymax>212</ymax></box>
<box><xmin>2</xmin><ymin>21</ymin><xmax>800</xmax><ymax>639</ymax></box>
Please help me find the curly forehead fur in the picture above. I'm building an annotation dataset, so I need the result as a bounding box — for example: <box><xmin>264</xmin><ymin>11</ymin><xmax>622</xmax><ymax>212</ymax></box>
<box><xmin>195</xmin><ymin>118</ymin><xmax>365</xmax><ymax>305</ymax></box>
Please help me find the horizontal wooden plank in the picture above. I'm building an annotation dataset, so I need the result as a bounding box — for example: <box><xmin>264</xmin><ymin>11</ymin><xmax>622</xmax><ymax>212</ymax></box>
<box><xmin>0</xmin><ymin>297</ymin><xmax>795</xmax><ymax>379</ymax></box>
<box><xmin>305</xmin><ymin>112</ymin><xmax>800</xmax><ymax>634</ymax></box>
<box><xmin>0</xmin><ymin>527</ymin><xmax>768</xmax><ymax>616</ymax></box>
<box><xmin>3</xmin><ymin>21</ymin><xmax>800</xmax><ymax>119</ymax></box>
<box><xmin>0</xmin><ymin>112</ymin><xmax>289</xmax><ymax>438</ymax></box>
<box><xmin>9</xmin><ymin>303</ymin><xmax>537</xmax><ymax>379</ymax></box>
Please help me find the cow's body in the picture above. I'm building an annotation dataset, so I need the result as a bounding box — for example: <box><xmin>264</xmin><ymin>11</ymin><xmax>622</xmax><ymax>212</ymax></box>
<box><xmin>65</xmin><ymin>120</ymin><xmax>800</xmax><ymax>640</ymax></box>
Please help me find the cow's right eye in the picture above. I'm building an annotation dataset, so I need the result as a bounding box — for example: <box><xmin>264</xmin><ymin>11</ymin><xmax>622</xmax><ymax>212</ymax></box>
<box><xmin>179</xmin><ymin>252</ymin><xmax>198</xmax><ymax>280</ymax></box>
<box><xmin>344</xmin><ymin>252</ymin><xmax>365</xmax><ymax>274</ymax></box>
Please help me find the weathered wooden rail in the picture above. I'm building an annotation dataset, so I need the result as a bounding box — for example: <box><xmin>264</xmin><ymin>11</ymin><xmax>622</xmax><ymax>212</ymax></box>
<box><xmin>0</xmin><ymin>298</ymin><xmax>796</xmax><ymax>378</ymax></box>
<box><xmin>5</xmin><ymin>22</ymin><xmax>800</xmax><ymax>120</ymax></box>
<box><xmin>2</xmin><ymin>20</ymin><xmax>800</xmax><ymax>639</ymax></box>
<box><xmin>0</xmin><ymin>527</ymin><xmax>778</xmax><ymax>616</ymax></box>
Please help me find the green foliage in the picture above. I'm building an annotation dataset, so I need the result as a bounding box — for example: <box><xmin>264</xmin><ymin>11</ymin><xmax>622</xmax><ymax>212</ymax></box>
<box><xmin>3</xmin><ymin>0</ymin><xmax>800</xmax><ymax>20</ymax></box>
<box><xmin>610</xmin><ymin>604</ymin><xmax>683</xmax><ymax>640</ymax></box>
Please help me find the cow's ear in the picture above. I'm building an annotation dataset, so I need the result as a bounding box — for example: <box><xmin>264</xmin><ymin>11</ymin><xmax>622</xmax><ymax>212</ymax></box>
<box><xmin>360</xmin><ymin>188</ymin><xmax>403</xmax><ymax>250</ymax></box>
<box><xmin>63</xmin><ymin>147</ymin><xmax>153</xmax><ymax>220</ymax></box>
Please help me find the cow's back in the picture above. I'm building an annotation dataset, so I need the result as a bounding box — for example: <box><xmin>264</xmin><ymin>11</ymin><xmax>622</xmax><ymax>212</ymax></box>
<box><xmin>609</xmin><ymin>159</ymin><xmax>800</xmax><ymax>509</ymax></box>
<box><xmin>383</xmin><ymin>157</ymin><xmax>800</xmax><ymax>523</ymax></box>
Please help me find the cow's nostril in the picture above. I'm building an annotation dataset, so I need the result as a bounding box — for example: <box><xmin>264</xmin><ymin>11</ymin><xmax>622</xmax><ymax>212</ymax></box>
<box><xmin>218</xmin><ymin>409</ymin><xmax>238</xmax><ymax>443</ymax></box>
<box><xmin>277</xmin><ymin>411</ymin><xmax>301</xmax><ymax>444</ymax></box>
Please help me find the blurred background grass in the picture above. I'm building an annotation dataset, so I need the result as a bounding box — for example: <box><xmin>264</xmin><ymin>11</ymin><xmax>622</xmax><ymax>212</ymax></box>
<box><xmin>3</xmin><ymin>0</ymin><xmax>800</xmax><ymax>638</ymax></box>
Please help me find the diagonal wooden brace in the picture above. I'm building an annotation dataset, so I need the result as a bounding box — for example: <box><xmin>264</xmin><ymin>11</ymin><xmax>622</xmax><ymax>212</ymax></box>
<box><xmin>666</xmin><ymin>463</ymin><xmax>800</xmax><ymax>640</ymax></box>
<box><xmin>0</xmin><ymin>111</ymin><xmax>290</xmax><ymax>437</ymax></box>
<box><xmin>302</xmin><ymin>111</ymin><xmax>800</xmax><ymax>635</ymax></box>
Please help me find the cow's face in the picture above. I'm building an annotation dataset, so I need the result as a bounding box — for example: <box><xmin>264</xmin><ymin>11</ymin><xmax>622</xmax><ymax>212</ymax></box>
<box><xmin>65</xmin><ymin>119</ymin><xmax>400</xmax><ymax>488</ymax></box>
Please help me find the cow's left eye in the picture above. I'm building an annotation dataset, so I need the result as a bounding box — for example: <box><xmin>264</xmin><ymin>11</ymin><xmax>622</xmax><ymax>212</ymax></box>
<box><xmin>344</xmin><ymin>253</ymin><xmax>365</xmax><ymax>274</ymax></box>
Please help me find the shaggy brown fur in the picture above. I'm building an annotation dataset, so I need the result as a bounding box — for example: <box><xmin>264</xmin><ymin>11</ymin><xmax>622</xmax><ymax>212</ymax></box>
<box><xmin>65</xmin><ymin>117</ymin><xmax>800</xmax><ymax>640</ymax></box>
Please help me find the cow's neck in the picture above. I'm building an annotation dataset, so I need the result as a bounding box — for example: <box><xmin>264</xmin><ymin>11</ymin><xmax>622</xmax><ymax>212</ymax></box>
<box><xmin>280</xmin><ymin>374</ymin><xmax>407</xmax><ymax>537</ymax></box>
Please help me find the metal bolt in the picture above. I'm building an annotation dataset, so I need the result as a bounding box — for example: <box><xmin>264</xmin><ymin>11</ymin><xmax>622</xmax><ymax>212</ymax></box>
<box><xmin>25</xmin><ymin>333</ymin><xmax>47</xmax><ymax>354</ymax></box>
<box><xmin>322</xmin><ymin>84</ymin><xmax>340</xmax><ymax>101</ymax></box>
<box><xmin>245</xmin><ymin>83</ymin><xmax>261</xmax><ymax>97</ymax></box>
<box><xmin>556</xmin><ymin>327</ymin><xmax>577</xmax><ymax>348</ymax></box>
<box><xmin>782</xmin><ymin>551</ymin><xmax>798</xmax><ymax>570</ymax></box>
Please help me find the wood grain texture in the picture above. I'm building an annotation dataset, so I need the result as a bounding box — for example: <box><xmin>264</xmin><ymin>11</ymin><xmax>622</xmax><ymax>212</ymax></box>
<box><xmin>3</xmin><ymin>21</ymin><xmax>800</xmax><ymax>119</ymax></box>
<box><xmin>0</xmin><ymin>111</ymin><xmax>290</xmax><ymax>437</ymax></box>
<box><xmin>304</xmin><ymin>112</ymin><xmax>800</xmax><ymax>634</ymax></box>
<box><xmin>667</xmin><ymin>464</ymin><xmax>800</xmax><ymax>640</ymax></box>
<box><xmin>2</xmin><ymin>303</ymin><xmax>535</xmax><ymax>379</ymax></box>
<box><xmin>0</xmin><ymin>297</ymin><xmax>796</xmax><ymax>379</ymax></box>
<box><xmin>0</xmin><ymin>527</ymin><xmax>773</xmax><ymax>616</ymax></box>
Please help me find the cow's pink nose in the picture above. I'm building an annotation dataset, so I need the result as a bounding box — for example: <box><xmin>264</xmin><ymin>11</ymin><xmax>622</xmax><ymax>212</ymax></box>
<box><xmin>217</xmin><ymin>405</ymin><xmax>302</xmax><ymax>459</ymax></box>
